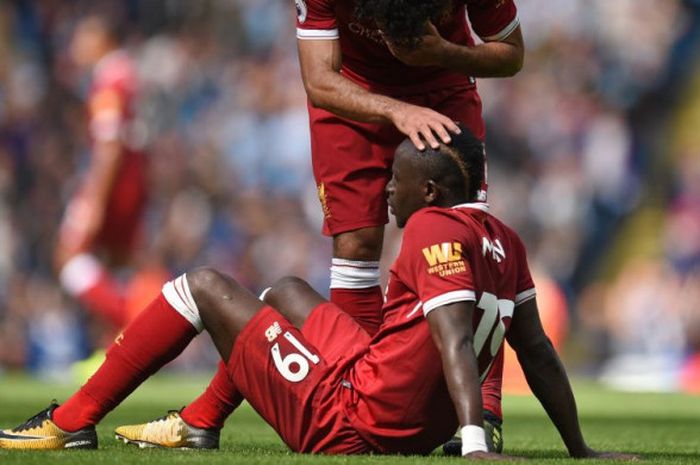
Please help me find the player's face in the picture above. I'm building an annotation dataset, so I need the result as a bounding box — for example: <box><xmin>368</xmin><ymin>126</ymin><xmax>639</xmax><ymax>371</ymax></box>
<box><xmin>387</xmin><ymin>143</ymin><xmax>428</xmax><ymax>228</ymax></box>
<box><xmin>70</xmin><ymin>19</ymin><xmax>106</xmax><ymax>68</ymax></box>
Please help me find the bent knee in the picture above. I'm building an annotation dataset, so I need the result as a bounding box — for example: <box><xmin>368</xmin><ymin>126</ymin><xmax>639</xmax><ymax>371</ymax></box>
<box><xmin>265</xmin><ymin>276</ymin><xmax>310</xmax><ymax>303</ymax></box>
<box><xmin>186</xmin><ymin>267</ymin><xmax>230</xmax><ymax>298</ymax></box>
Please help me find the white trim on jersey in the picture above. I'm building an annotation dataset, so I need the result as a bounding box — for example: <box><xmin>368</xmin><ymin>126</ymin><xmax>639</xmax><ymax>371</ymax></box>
<box><xmin>515</xmin><ymin>287</ymin><xmax>536</xmax><ymax>306</ymax></box>
<box><xmin>296</xmin><ymin>28</ymin><xmax>340</xmax><ymax>40</ymax></box>
<box><xmin>422</xmin><ymin>290</ymin><xmax>476</xmax><ymax>316</ymax></box>
<box><xmin>162</xmin><ymin>274</ymin><xmax>204</xmax><ymax>332</ymax></box>
<box><xmin>406</xmin><ymin>301</ymin><xmax>423</xmax><ymax>319</ymax></box>
<box><xmin>452</xmin><ymin>201</ymin><xmax>490</xmax><ymax>212</ymax></box>
<box><xmin>481</xmin><ymin>16</ymin><xmax>520</xmax><ymax>42</ymax></box>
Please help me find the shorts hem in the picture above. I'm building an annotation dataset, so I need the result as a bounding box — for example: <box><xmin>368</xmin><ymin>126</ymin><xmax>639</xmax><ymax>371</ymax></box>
<box><xmin>324</xmin><ymin>218</ymin><xmax>389</xmax><ymax>237</ymax></box>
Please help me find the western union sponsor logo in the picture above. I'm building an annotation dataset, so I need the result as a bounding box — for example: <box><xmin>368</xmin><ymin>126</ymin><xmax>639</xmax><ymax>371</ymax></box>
<box><xmin>422</xmin><ymin>242</ymin><xmax>466</xmax><ymax>277</ymax></box>
<box><xmin>422</xmin><ymin>242</ymin><xmax>462</xmax><ymax>267</ymax></box>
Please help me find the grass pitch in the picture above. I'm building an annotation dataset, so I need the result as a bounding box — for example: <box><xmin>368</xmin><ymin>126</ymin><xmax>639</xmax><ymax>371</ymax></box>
<box><xmin>0</xmin><ymin>374</ymin><xmax>698</xmax><ymax>464</ymax></box>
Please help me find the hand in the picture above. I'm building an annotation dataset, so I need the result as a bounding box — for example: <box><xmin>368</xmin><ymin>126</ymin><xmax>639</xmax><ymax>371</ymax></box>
<box><xmin>464</xmin><ymin>450</ymin><xmax>524</xmax><ymax>461</ymax></box>
<box><xmin>388</xmin><ymin>102</ymin><xmax>460</xmax><ymax>151</ymax></box>
<box><xmin>382</xmin><ymin>22</ymin><xmax>447</xmax><ymax>67</ymax></box>
<box><xmin>580</xmin><ymin>449</ymin><xmax>641</xmax><ymax>461</ymax></box>
<box><xmin>571</xmin><ymin>446</ymin><xmax>640</xmax><ymax>461</ymax></box>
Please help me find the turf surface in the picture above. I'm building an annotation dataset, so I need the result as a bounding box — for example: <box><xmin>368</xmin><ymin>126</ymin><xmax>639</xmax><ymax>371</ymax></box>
<box><xmin>0</xmin><ymin>374</ymin><xmax>698</xmax><ymax>464</ymax></box>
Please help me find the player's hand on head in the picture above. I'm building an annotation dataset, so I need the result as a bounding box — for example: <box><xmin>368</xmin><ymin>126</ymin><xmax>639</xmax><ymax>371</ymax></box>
<box><xmin>463</xmin><ymin>451</ymin><xmax>524</xmax><ymax>461</ymax></box>
<box><xmin>382</xmin><ymin>22</ymin><xmax>445</xmax><ymax>67</ymax></box>
<box><xmin>390</xmin><ymin>103</ymin><xmax>460</xmax><ymax>151</ymax></box>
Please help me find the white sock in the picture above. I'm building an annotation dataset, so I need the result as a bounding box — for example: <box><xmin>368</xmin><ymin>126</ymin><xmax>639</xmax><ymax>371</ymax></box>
<box><xmin>161</xmin><ymin>274</ymin><xmax>204</xmax><ymax>332</ymax></box>
<box><xmin>329</xmin><ymin>258</ymin><xmax>380</xmax><ymax>289</ymax></box>
<box><xmin>59</xmin><ymin>253</ymin><xmax>103</xmax><ymax>296</ymax></box>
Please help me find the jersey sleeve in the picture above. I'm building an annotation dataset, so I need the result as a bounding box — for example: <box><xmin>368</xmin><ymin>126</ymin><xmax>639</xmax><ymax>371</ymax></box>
<box><xmin>89</xmin><ymin>83</ymin><xmax>127</xmax><ymax>143</ymax></box>
<box><xmin>400</xmin><ymin>210</ymin><xmax>477</xmax><ymax>317</ymax></box>
<box><xmin>511</xmin><ymin>234</ymin><xmax>536</xmax><ymax>306</ymax></box>
<box><xmin>295</xmin><ymin>0</ymin><xmax>339</xmax><ymax>40</ymax></box>
<box><xmin>466</xmin><ymin>0</ymin><xmax>519</xmax><ymax>42</ymax></box>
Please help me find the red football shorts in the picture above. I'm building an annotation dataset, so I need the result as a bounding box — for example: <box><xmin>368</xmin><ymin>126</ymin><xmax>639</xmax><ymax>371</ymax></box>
<box><xmin>227</xmin><ymin>303</ymin><xmax>373</xmax><ymax>454</ymax></box>
<box><xmin>308</xmin><ymin>85</ymin><xmax>484</xmax><ymax>236</ymax></box>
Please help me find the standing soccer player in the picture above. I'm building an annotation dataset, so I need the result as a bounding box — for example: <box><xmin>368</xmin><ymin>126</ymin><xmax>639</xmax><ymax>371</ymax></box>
<box><xmin>56</xmin><ymin>14</ymin><xmax>147</xmax><ymax>332</ymax></box>
<box><xmin>99</xmin><ymin>0</ymin><xmax>524</xmax><ymax>449</ymax></box>
<box><xmin>0</xmin><ymin>130</ymin><xmax>636</xmax><ymax>463</ymax></box>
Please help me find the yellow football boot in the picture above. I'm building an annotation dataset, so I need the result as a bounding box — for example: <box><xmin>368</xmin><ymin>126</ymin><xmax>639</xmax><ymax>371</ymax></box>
<box><xmin>0</xmin><ymin>402</ymin><xmax>97</xmax><ymax>450</ymax></box>
<box><xmin>115</xmin><ymin>411</ymin><xmax>219</xmax><ymax>449</ymax></box>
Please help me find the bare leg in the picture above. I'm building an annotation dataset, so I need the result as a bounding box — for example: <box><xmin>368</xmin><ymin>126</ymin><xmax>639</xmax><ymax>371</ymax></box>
<box><xmin>263</xmin><ymin>276</ymin><xmax>327</xmax><ymax>327</ymax></box>
<box><xmin>186</xmin><ymin>268</ymin><xmax>265</xmax><ymax>362</ymax></box>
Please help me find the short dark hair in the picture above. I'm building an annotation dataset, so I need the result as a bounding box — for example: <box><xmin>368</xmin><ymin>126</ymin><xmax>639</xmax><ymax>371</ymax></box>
<box><xmin>83</xmin><ymin>3</ymin><xmax>128</xmax><ymax>43</ymax></box>
<box><xmin>417</xmin><ymin>126</ymin><xmax>486</xmax><ymax>202</ymax></box>
<box><xmin>354</xmin><ymin>0</ymin><xmax>449</xmax><ymax>48</ymax></box>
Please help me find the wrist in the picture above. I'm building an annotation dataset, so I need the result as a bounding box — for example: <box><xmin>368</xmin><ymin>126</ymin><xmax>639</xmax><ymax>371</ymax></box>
<box><xmin>381</xmin><ymin>99</ymin><xmax>404</xmax><ymax>124</ymax></box>
<box><xmin>568</xmin><ymin>443</ymin><xmax>593</xmax><ymax>458</ymax></box>
<box><xmin>461</xmin><ymin>425</ymin><xmax>488</xmax><ymax>456</ymax></box>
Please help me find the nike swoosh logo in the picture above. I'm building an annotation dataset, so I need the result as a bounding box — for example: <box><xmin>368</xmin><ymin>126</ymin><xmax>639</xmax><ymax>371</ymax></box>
<box><xmin>0</xmin><ymin>431</ymin><xmax>55</xmax><ymax>440</ymax></box>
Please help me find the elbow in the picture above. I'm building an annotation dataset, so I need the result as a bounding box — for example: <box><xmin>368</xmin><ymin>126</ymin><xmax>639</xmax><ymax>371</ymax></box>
<box><xmin>503</xmin><ymin>54</ymin><xmax>524</xmax><ymax>77</ymax></box>
<box><xmin>307</xmin><ymin>92</ymin><xmax>326</xmax><ymax>109</ymax></box>
<box><xmin>303</xmin><ymin>79</ymin><xmax>331</xmax><ymax>109</ymax></box>
<box><xmin>445</xmin><ymin>335</ymin><xmax>475</xmax><ymax>356</ymax></box>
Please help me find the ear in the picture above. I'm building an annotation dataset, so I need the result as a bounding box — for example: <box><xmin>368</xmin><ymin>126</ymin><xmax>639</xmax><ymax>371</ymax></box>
<box><xmin>424</xmin><ymin>180</ymin><xmax>439</xmax><ymax>204</ymax></box>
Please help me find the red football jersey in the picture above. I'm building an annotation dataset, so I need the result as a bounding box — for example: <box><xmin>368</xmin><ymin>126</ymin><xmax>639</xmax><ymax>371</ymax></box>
<box><xmin>343</xmin><ymin>202</ymin><xmax>535</xmax><ymax>454</ymax></box>
<box><xmin>88</xmin><ymin>50</ymin><xmax>147</xmax><ymax>247</ymax></box>
<box><xmin>89</xmin><ymin>50</ymin><xmax>138</xmax><ymax>144</ymax></box>
<box><xmin>295</xmin><ymin>0</ymin><xmax>519</xmax><ymax>94</ymax></box>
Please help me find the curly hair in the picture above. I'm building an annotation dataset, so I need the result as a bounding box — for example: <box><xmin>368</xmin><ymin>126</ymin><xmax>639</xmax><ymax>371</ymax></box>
<box><xmin>354</xmin><ymin>0</ymin><xmax>450</xmax><ymax>48</ymax></box>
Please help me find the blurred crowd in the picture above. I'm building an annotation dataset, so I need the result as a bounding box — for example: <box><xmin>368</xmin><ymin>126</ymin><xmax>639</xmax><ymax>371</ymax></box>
<box><xmin>0</xmin><ymin>0</ymin><xmax>698</xmax><ymax>392</ymax></box>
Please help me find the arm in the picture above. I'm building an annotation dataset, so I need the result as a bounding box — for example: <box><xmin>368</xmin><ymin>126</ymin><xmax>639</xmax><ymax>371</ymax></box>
<box><xmin>297</xmin><ymin>38</ymin><xmax>460</xmax><ymax>150</ymax></box>
<box><xmin>438</xmin><ymin>25</ymin><xmax>523</xmax><ymax>77</ymax></box>
<box><xmin>507</xmin><ymin>298</ymin><xmax>639</xmax><ymax>460</ymax></box>
<box><xmin>426</xmin><ymin>301</ymin><xmax>501</xmax><ymax>459</ymax></box>
<box><xmin>506</xmin><ymin>298</ymin><xmax>588</xmax><ymax>457</ymax></box>
<box><xmin>384</xmin><ymin>23</ymin><xmax>524</xmax><ymax>77</ymax></box>
<box><xmin>73</xmin><ymin>139</ymin><xmax>122</xmax><ymax>250</ymax></box>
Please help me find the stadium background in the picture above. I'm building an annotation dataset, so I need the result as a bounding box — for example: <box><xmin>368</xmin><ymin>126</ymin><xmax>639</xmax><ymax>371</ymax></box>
<box><xmin>0</xmin><ymin>0</ymin><xmax>698</xmax><ymax>395</ymax></box>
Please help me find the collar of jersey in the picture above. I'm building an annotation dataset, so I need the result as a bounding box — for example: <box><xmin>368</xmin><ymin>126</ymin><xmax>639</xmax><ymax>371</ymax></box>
<box><xmin>451</xmin><ymin>202</ymin><xmax>489</xmax><ymax>212</ymax></box>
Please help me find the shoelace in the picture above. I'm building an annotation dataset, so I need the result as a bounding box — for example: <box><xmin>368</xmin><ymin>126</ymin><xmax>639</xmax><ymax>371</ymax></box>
<box><xmin>152</xmin><ymin>409</ymin><xmax>182</xmax><ymax>423</ymax></box>
<box><xmin>11</xmin><ymin>401</ymin><xmax>58</xmax><ymax>433</ymax></box>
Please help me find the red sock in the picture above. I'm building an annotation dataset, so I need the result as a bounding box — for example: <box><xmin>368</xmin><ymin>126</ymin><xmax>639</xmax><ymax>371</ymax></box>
<box><xmin>481</xmin><ymin>348</ymin><xmax>504</xmax><ymax>419</ymax></box>
<box><xmin>330</xmin><ymin>286</ymin><xmax>383</xmax><ymax>336</ymax></box>
<box><xmin>78</xmin><ymin>273</ymin><xmax>126</xmax><ymax>328</ymax></box>
<box><xmin>181</xmin><ymin>361</ymin><xmax>242</xmax><ymax>429</ymax></box>
<box><xmin>53</xmin><ymin>293</ymin><xmax>199</xmax><ymax>431</ymax></box>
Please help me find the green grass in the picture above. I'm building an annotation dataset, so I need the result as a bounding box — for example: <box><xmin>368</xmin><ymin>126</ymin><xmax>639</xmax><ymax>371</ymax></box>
<box><xmin>1</xmin><ymin>374</ymin><xmax>699</xmax><ymax>464</ymax></box>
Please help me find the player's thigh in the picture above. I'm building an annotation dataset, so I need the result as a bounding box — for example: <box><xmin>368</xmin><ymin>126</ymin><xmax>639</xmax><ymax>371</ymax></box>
<box><xmin>308</xmin><ymin>106</ymin><xmax>401</xmax><ymax>236</ymax></box>
<box><xmin>227</xmin><ymin>307</ymin><xmax>336</xmax><ymax>451</ymax></box>
<box><xmin>263</xmin><ymin>276</ymin><xmax>326</xmax><ymax>328</ymax></box>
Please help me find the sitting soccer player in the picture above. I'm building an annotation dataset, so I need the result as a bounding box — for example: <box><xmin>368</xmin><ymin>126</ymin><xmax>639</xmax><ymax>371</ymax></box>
<box><xmin>0</xmin><ymin>129</ymin><xmax>636</xmax><ymax>460</ymax></box>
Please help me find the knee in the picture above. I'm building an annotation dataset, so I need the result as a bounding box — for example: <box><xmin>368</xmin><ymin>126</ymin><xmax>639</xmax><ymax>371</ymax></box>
<box><xmin>264</xmin><ymin>276</ymin><xmax>309</xmax><ymax>305</ymax></box>
<box><xmin>186</xmin><ymin>267</ymin><xmax>230</xmax><ymax>301</ymax></box>
<box><xmin>333</xmin><ymin>227</ymin><xmax>384</xmax><ymax>260</ymax></box>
